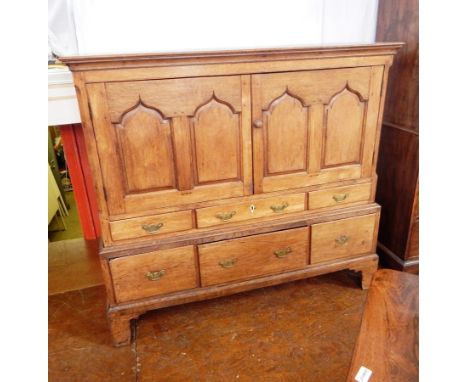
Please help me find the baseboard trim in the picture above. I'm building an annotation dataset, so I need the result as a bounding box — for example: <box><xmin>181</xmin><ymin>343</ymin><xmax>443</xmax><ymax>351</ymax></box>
<box><xmin>377</xmin><ymin>242</ymin><xmax>419</xmax><ymax>273</ymax></box>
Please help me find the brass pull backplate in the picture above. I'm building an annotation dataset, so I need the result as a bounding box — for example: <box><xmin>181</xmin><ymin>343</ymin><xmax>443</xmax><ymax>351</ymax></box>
<box><xmin>215</xmin><ymin>211</ymin><xmax>236</xmax><ymax>221</ymax></box>
<box><xmin>270</xmin><ymin>202</ymin><xmax>289</xmax><ymax>213</ymax></box>
<box><xmin>335</xmin><ymin>235</ymin><xmax>350</xmax><ymax>245</ymax></box>
<box><xmin>142</xmin><ymin>222</ymin><xmax>164</xmax><ymax>233</ymax></box>
<box><xmin>219</xmin><ymin>258</ymin><xmax>238</xmax><ymax>268</ymax></box>
<box><xmin>274</xmin><ymin>247</ymin><xmax>292</xmax><ymax>258</ymax></box>
<box><xmin>332</xmin><ymin>193</ymin><xmax>349</xmax><ymax>202</ymax></box>
<box><xmin>146</xmin><ymin>270</ymin><xmax>166</xmax><ymax>281</ymax></box>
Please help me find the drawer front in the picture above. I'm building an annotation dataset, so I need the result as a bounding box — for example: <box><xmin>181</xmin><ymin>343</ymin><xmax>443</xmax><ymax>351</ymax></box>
<box><xmin>308</xmin><ymin>183</ymin><xmax>371</xmax><ymax>210</ymax></box>
<box><xmin>198</xmin><ymin>227</ymin><xmax>309</xmax><ymax>287</ymax></box>
<box><xmin>311</xmin><ymin>214</ymin><xmax>377</xmax><ymax>264</ymax></box>
<box><xmin>109</xmin><ymin>210</ymin><xmax>193</xmax><ymax>241</ymax></box>
<box><xmin>110</xmin><ymin>246</ymin><xmax>197</xmax><ymax>303</ymax></box>
<box><xmin>196</xmin><ymin>193</ymin><xmax>305</xmax><ymax>228</ymax></box>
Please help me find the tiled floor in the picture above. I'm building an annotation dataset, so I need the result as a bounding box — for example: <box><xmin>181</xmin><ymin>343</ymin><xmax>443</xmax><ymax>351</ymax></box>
<box><xmin>49</xmin><ymin>270</ymin><xmax>367</xmax><ymax>381</ymax></box>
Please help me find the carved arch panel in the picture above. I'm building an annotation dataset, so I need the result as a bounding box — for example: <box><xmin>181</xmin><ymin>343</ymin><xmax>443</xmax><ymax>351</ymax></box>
<box><xmin>89</xmin><ymin>77</ymin><xmax>251</xmax><ymax>216</ymax></box>
<box><xmin>190</xmin><ymin>95</ymin><xmax>241</xmax><ymax>184</ymax></box>
<box><xmin>323</xmin><ymin>85</ymin><xmax>367</xmax><ymax>168</ymax></box>
<box><xmin>264</xmin><ymin>91</ymin><xmax>309</xmax><ymax>175</ymax></box>
<box><xmin>251</xmin><ymin>68</ymin><xmax>380</xmax><ymax>194</ymax></box>
<box><xmin>115</xmin><ymin>102</ymin><xmax>176</xmax><ymax>193</ymax></box>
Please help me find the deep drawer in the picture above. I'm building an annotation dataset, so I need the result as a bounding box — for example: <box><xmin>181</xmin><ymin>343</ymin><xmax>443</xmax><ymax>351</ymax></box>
<box><xmin>310</xmin><ymin>214</ymin><xmax>377</xmax><ymax>264</ymax></box>
<box><xmin>109</xmin><ymin>246</ymin><xmax>197</xmax><ymax>303</ymax></box>
<box><xmin>308</xmin><ymin>183</ymin><xmax>372</xmax><ymax>210</ymax></box>
<box><xmin>109</xmin><ymin>210</ymin><xmax>193</xmax><ymax>241</ymax></box>
<box><xmin>198</xmin><ymin>227</ymin><xmax>309</xmax><ymax>287</ymax></box>
<box><xmin>196</xmin><ymin>193</ymin><xmax>305</xmax><ymax>228</ymax></box>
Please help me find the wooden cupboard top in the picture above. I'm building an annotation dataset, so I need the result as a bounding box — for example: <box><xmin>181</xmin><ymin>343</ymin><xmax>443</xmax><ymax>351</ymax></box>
<box><xmin>60</xmin><ymin>43</ymin><xmax>403</xmax><ymax>71</ymax></box>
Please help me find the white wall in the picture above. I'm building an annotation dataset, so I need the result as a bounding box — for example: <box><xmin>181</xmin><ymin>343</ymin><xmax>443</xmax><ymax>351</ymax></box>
<box><xmin>49</xmin><ymin>0</ymin><xmax>379</xmax><ymax>57</ymax></box>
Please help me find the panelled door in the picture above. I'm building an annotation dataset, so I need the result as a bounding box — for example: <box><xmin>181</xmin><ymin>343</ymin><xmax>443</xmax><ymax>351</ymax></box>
<box><xmin>251</xmin><ymin>67</ymin><xmax>384</xmax><ymax>193</ymax></box>
<box><xmin>87</xmin><ymin>75</ymin><xmax>252</xmax><ymax>216</ymax></box>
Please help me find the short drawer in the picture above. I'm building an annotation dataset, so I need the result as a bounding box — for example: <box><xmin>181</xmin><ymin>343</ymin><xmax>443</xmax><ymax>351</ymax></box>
<box><xmin>198</xmin><ymin>227</ymin><xmax>309</xmax><ymax>287</ymax></box>
<box><xmin>308</xmin><ymin>183</ymin><xmax>372</xmax><ymax>210</ymax></box>
<box><xmin>311</xmin><ymin>214</ymin><xmax>377</xmax><ymax>264</ymax></box>
<box><xmin>109</xmin><ymin>210</ymin><xmax>193</xmax><ymax>241</ymax></box>
<box><xmin>109</xmin><ymin>246</ymin><xmax>197</xmax><ymax>303</ymax></box>
<box><xmin>196</xmin><ymin>193</ymin><xmax>305</xmax><ymax>228</ymax></box>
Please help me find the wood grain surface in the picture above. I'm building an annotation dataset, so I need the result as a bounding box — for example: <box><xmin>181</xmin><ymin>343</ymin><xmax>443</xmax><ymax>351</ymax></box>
<box><xmin>375</xmin><ymin>0</ymin><xmax>419</xmax><ymax>272</ymax></box>
<box><xmin>109</xmin><ymin>210</ymin><xmax>193</xmax><ymax>241</ymax></box>
<box><xmin>199</xmin><ymin>228</ymin><xmax>309</xmax><ymax>286</ymax></box>
<box><xmin>347</xmin><ymin>269</ymin><xmax>419</xmax><ymax>381</ymax></box>
<box><xmin>101</xmin><ymin>204</ymin><xmax>381</xmax><ymax>258</ymax></box>
<box><xmin>311</xmin><ymin>214</ymin><xmax>377</xmax><ymax>264</ymax></box>
<box><xmin>196</xmin><ymin>192</ymin><xmax>305</xmax><ymax>228</ymax></box>
<box><xmin>110</xmin><ymin>246</ymin><xmax>197</xmax><ymax>303</ymax></box>
<box><xmin>49</xmin><ymin>270</ymin><xmax>369</xmax><ymax>381</ymax></box>
<box><xmin>308</xmin><ymin>182</ymin><xmax>372</xmax><ymax>210</ymax></box>
<box><xmin>61</xmin><ymin>44</ymin><xmax>401</xmax><ymax>346</ymax></box>
<box><xmin>251</xmin><ymin>67</ymin><xmax>381</xmax><ymax>194</ymax></box>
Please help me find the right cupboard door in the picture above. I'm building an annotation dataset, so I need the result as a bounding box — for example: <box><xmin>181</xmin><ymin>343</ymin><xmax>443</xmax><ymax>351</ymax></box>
<box><xmin>252</xmin><ymin>67</ymin><xmax>384</xmax><ymax>193</ymax></box>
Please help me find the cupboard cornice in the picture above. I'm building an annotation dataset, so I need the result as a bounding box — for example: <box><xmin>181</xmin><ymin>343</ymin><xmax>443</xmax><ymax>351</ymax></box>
<box><xmin>60</xmin><ymin>43</ymin><xmax>403</xmax><ymax>71</ymax></box>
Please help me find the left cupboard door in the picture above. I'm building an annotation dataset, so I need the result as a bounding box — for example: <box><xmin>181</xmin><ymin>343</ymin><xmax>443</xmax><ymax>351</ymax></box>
<box><xmin>86</xmin><ymin>76</ymin><xmax>252</xmax><ymax>217</ymax></box>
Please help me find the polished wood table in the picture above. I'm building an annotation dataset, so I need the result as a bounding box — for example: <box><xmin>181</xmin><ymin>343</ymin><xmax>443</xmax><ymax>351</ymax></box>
<box><xmin>347</xmin><ymin>269</ymin><xmax>419</xmax><ymax>381</ymax></box>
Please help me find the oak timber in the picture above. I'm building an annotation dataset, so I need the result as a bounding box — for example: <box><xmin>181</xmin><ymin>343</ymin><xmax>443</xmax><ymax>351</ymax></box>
<box><xmin>62</xmin><ymin>44</ymin><xmax>401</xmax><ymax>346</ymax></box>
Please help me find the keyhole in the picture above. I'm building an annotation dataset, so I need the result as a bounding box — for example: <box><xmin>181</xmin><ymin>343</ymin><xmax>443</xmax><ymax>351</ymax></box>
<box><xmin>249</xmin><ymin>204</ymin><xmax>256</xmax><ymax>214</ymax></box>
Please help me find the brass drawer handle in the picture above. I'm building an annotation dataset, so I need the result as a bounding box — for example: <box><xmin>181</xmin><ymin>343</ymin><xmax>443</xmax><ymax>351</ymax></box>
<box><xmin>274</xmin><ymin>247</ymin><xmax>292</xmax><ymax>258</ymax></box>
<box><xmin>215</xmin><ymin>211</ymin><xmax>236</xmax><ymax>221</ymax></box>
<box><xmin>332</xmin><ymin>193</ymin><xmax>349</xmax><ymax>202</ymax></box>
<box><xmin>335</xmin><ymin>235</ymin><xmax>350</xmax><ymax>245</ymax></box>
<box><xmin>146</xmin><ymin>270</ymin><xmax>166</xmax><ymax>281</ymax></box>
<box><xmin>219</xmin><ymin>258</ymin><xmax>238</xmax><ymax>268</ymax></box>
<box><xmin>142</xmin><ymin>222</ymin><xmax>164</xmax><ymax>233</ymax></box>
<box><xmin>270</xmin><ymin>202</ymin><xmax>289</xmax><ymax>213</ymax></box>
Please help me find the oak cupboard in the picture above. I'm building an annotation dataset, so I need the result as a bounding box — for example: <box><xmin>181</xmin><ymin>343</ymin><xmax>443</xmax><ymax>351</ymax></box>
<box><xmin>62</xmin><ymin>43</ymin><xmax>402</xmax><ymax>346</ymax></box>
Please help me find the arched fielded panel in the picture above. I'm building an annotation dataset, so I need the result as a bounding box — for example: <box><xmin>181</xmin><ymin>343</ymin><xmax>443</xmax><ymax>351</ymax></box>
<box><xmin>252</xmin><ymin>67</ymin><xmax>380</xmax><ymax>193</ymax></box>
<box><xmin>323</xmin><ymin>87</ymin><xmax>366</xmax><ymax>168</ymax></box>
<box><xmin>116</xmin><ymin>103</ymin><xmax>176</xmax><ymax>193</ymax></box>
<box><xmin>265</xmin><ymin>92</ymin><xmax>308</xmax><ymax>175</ymax></box>
<box><xmin>191</xmin><ymin>97</ymin><xmax>241</xmax><ymax>184</ymax></box>
<box><xmin>86</xmin><ymin>76</ymin><xmax>252</xmax><ymax>215</ymax></box>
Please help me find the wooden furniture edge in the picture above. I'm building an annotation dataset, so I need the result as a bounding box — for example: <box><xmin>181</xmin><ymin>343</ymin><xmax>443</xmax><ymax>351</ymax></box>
<box><xmin>377</xmin><ymin>241</ymin><xmax>419</xmax><ymax>273</ymax></box>
<box><xmin>99</xmin><ymin>203</ymin><xmax>381</xmax><ymax>258</ymax></box>
<box><xmin>382</xmin><ymin>121</ymin><xmax>419</xmax><ymax>136</ymax></box>
<box><xmin>346</xmin><ymin>269</ymin><xmax>419</xmax><ymax>381</ymax></box>
<box><xmin>107</xmin><ymin>253</ymin><xmax>378</xmax><ymax>346</ymax></box>
<box><xmin>60</xmin><ymin>46</ymin><xmax>396</xmax><ymax>347</ymax></box>
<box><xmin>59</xmin><ymin>43</ymin><xmax>404</xmax><ymax>70</ymax></box>
<box><xmin>106</xmin><ymin>177</ymin><xmax>375</xmax><ymax>221</ymax></box>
